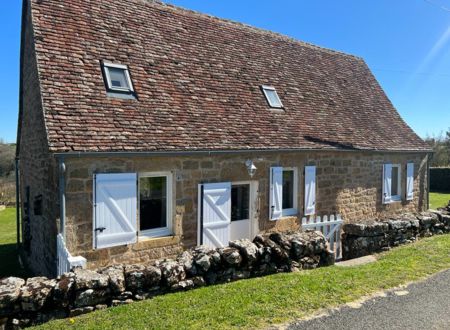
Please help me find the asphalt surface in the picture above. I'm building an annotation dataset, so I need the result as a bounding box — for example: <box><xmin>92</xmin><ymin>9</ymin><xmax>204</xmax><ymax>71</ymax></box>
<box><xmin>287</xmin><ymin>269</ymin><xmax>450</xmax><ymax>330</ymax></box>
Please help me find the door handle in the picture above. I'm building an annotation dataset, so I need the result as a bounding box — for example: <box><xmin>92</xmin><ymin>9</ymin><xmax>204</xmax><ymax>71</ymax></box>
<box><xmin>95</xmin><ymin>227</ymin><xmax>106</xmax><ymax>233</ymax></box>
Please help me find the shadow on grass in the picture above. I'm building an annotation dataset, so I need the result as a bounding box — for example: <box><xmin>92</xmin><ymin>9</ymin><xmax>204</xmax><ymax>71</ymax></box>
<box><xmin>0</xmin><ymin>243</ymin><xmax>29</xmax><ymax>279</ymax></box>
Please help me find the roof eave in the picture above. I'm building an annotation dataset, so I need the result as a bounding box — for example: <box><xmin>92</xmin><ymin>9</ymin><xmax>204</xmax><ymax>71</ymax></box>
<box><xmin>52</xmin><ymin>147</ymin><xmax>433</xmax><ymax>159</ymax></box>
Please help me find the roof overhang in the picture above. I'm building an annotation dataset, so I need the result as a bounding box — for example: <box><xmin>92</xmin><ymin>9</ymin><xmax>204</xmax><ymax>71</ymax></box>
<box><xmin>53</xmin><ymin>147</ymin><xmax>433</xmax><ymax>159</ymax></box>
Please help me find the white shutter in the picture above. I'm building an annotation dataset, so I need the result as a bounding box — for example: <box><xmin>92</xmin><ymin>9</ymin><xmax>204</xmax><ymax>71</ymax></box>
<box><xmin>270</xmin><ymin>167</ymin><xmax>283</xmax><ymax>220</ymax></box>
<box><xmin>406</xmin><ymin>163</ymin><xmax>414</xmax><ymax>201</ymax></box>
<box><xmin>201</xmin><ymin>182</ymin><xmax>231</xmax><ymax>248</ymax></box>
<box><xmin>94</xmin><ymin>173</ymin><xmax>137</xmax><ymax>249</ymax></box>
<box><xmin>383</xmin><ymin>164</ymin><xmax>392</xmax><ymax>204</ymax></box>
<box><xmin>304</xmin><ymin>166</ymin><xmax>316</xmax><ymax>216</ymax></box>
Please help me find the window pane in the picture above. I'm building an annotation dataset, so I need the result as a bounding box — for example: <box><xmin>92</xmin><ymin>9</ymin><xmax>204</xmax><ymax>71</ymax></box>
<box><xmin>140</xmin><ymin>176</ymin><xmax>167</xmax><ymax>231</ymax></box>
<box><xmin>391</xmin><ymin>167</ymin><xmax>399</xmax><ymax>196</ymax></box>
<box><xmin>231</xmin><ymin>185</ymin><xmax>250</xmax><ymax>221</ymax></box>
<box><xmin>108</xmin><ymin>67</ymin><xmax>129</xmax><ymax>89</ymax></box>
<box><xmin>282</xmin><ymin>170</ymin><xmax>294</xmax><ymax>209</ymax></box>
<box><xmin>266</xmin><ymin>89</ymin><xmax>282</xmax><ymax>107</ymax></box>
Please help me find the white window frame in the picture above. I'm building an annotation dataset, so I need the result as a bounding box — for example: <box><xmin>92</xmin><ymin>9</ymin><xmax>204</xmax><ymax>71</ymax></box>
<box><xmin>261</xmin><ymin>85</ymin><xmax>283</xmax><ymax>108</ymax></box>
<box><xmin>282</xmin><ymin>167</ymin><xmax>298</xmax><ymax>216</ymax></box>
<box><xmin>390</xmin><ymin>164</ymin><xmax>402</xmax><ymax>202</ymax></box>
<box><xmin>102</xmin><ymin>62</ymin><xmax>135</xmax><ymax>93</ymax></box>
<box><xmin>138</xmin><ymin>171</ymin><xmax>173</xmax><ymax>239</ymax></box>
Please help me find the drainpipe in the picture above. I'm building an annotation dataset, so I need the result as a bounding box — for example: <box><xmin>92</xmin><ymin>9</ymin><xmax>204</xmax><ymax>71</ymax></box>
<box><xmin>59</xmin><ymin>157</ymin><xmax>66</xmax><ymax>239</ymax></box>
<box><xmin>427</xmin><ymin>152</ymin><xmax>432</xmax><ymax>210</ymax></box>
<box><xmin>15</xmin><ymin>158</ymin><xmax>20</xmax><ymax>249</ymax></box>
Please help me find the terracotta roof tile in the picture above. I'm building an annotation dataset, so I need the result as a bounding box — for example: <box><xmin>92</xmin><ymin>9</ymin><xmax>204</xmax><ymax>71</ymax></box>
<box><xmin>29</xmin><ymin>0</ymin><xmax>430</xmax><ymax>152</ymax></box>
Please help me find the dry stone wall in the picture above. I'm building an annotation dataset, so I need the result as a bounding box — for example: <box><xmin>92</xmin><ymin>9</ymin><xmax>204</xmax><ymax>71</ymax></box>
<box><xmin>342</xmin><ymin>206</ymin><xmax>450</xmax><ymax>260</ymax></box>
<box><xmin>0</xmin><ymin>230</ymin><xmax>334</xmax><ymax>329</ymax></box>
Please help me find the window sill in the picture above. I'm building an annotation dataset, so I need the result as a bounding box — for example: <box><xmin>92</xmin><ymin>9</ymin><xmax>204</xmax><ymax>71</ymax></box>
<box><xmin>268</xmin><ymin>108</ymin><xmax>285</xmax><ymax>113</ymax></box>
<box><xmin>282</xmin><ymin>209</ymin><xmax>298</xmax><ymax>217</ymax></box>
<box><xmin>272</xmin><ymin>214</ymin><xmax>299</xmax><ymax>222</ymax></box>
<box><xmin>106</xmin><ymin>91</ymin><xmax>136</xmax><ymax>100</ymax></box>
<box><xmin>133</xmin><ymin>235</ymin><xmax>180</xmax><ymax>251</ymax></box>
<box><xmin>140</xmin><ymin>227</ymin><xmax>172</xmax><ymax>238</ymax></box>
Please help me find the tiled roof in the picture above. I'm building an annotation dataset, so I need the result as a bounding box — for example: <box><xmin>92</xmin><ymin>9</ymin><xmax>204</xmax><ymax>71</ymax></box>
<box><xmin>29</xmin><ymin>0</ymin><xmax>430</xmax><ymax>152</ymax></box>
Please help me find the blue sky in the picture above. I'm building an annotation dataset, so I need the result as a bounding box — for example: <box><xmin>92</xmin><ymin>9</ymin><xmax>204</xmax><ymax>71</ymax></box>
<box><xmin>1</xmin><ymin>0</ymin><xmax>450</xmax><ymax>143</ymax></box>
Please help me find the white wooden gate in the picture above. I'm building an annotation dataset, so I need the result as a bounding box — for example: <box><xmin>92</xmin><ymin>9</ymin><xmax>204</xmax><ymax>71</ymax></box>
<box><xmin>57</xmin><ymin>233</ymin><xmax>87</xmax><ymax>276</ymax></box>
<box><xmin>302</xmin><ymin>214</ymin><xmax>343</xmax><ymax>259</ymax></box>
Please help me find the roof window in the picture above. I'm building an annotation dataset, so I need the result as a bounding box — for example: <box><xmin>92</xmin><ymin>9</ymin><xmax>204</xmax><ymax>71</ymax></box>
<box><xmin>261</xmin><ymin>85</ymin><xmax>283</xmax><ymax>108</ymax></box>
<box><xmin>102</xmin><ymin>62</ymin><xmax>134</xmax><ymax>94</ymax></box>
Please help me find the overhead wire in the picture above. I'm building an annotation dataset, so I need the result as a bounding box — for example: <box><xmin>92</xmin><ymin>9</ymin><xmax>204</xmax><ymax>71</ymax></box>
<box><xmin>423</xmin><ymin>0</ymin><xmax>450</xmax><ymax>13</ymax></box>
<box><xmin>371</xmin><ymin>68</ymin><xmax>450</xmax><ymax>77</ymax></box>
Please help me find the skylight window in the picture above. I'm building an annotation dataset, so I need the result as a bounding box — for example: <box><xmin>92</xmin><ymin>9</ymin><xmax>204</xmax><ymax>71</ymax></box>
<box><xmin>102</xmin><ymin>62</ymin><xmax>134</xmax><ymax>93</ymax></box>
<box><xmin>261</xmin><ymin>85</ymin><xmax>283</xmax><ymax>108</ymax></box>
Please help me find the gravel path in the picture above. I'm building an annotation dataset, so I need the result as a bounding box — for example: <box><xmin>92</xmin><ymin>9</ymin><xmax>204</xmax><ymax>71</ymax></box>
<box><xmin>287</xmin><ymin>269</ymin><xmax>450</xmax><ymax>330</ymax></box>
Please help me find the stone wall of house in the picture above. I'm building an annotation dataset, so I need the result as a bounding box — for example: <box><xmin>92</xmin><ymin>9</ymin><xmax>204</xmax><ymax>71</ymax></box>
<box><xmin>18</xmin><ymin>3</ymin><xmax>59</xmax><ymax>277</ymax></box>
<box><xmin>62</xmin><ymin>150</ymin><xmax>428</xmax><ymax>270</ymax></box>
<box><xmin>0</xmin><ymin>231</ymin><xmax>334</xmax><ymax>329</ymax></box>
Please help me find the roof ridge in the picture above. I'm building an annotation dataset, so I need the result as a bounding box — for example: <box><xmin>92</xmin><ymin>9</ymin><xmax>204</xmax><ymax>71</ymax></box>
<box><xmin>142</xmin><ymin>0</ymin><xmax>364</xmax><ymax>61</ymax></box>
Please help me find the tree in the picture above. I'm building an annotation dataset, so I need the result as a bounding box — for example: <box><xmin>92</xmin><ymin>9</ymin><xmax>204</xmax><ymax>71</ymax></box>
<box><xmin>0</xmin><ymin>140</ymin><xmax>15</xmax><ymax>178</ymax></box>
<box><xmin>425</xmin><ymin>129</ymin><xmax>450</xmax><ymax>167</ymax></box>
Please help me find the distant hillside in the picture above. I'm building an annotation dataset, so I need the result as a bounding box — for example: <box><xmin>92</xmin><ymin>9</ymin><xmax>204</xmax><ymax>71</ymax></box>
<box><xmin>0</xmin><ymin>141</ymin><xmax>15</xmax><ymax>178</ymax></box>
<box><xmin>0</xmin><ymin>141</ymin><xmax>16</xmax><ymax>205</ymax></box>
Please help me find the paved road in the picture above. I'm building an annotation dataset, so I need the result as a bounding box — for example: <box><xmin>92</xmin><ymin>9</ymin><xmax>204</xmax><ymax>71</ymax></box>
<box><xmin>288</xmin><ymin>269</ymin><xmax>450</xmax><ymax>330</ymax></box>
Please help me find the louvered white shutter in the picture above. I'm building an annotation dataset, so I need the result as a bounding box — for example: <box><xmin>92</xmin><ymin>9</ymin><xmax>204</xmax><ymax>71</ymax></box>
<box><xmin>270</xmin><ymin>167</ymin><xmax>283</xmax><ymax>220</ymax></box>
<box><xmin>304</xmin><ymin>166</ymin><xmax>316</xmax><ymax>216</ymax></box>
<box><xmin>94</xmin><ymin>173</ymin><xmax>137</xmax><ymax>249</ymax></box>
<box><xmin>382</xmin><ymin>164</ymin><xmax>392</xmax><ymax>204</ymax></box>
<box><xmin>202</xmin><ymin>182</ymin><xmax>231</xmax><ymax>248</ymax></box>
<box><xmin>406</xmin><ymin>163</ymin><xmax>414</xmax><ymax>201</ymax></box>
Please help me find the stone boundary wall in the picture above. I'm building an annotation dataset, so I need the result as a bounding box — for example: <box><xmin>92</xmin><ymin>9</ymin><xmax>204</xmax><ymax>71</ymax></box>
<box><xmin>342</xmin><ymin>205</ymin><xmax>450</xmax><ymax>260</ymax></box>
<box><xmin>430</xmin><ymin>167</ymin><xmax>450</xmax><ymax>192</ymax></box>
<box><xmin>0</xmin><ymin>231</ymin><xmax>334</xmax><ymax>329</ymax></box>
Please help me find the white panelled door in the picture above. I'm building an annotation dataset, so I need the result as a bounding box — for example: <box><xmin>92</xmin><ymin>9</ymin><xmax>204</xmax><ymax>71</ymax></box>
<box><xmin>94</xmin><ymin>173</ymin><xmax>137</xmax><ymax>249</ymax></box>
<box><xmin>304</xmin><ymin>166</ymin><xmax>316</xmax><ymax>216</ymax></box>
<box><xmin>270</xmin><ymin>167</ymin><xmax>283</xmax><ymax>220</ymax></box>
<box><xmin>406</xmin><ymin>163</ymin><xmax>414</xmax><ymax>201</ymax></box>
<box><xmin>382</xmin><ymin>164</ymin><xmax>392</xmax><ymax>204</ymax></box>
<box><xmin>201</xmin><ymin>182</ymin><xmax>232</xmax><ymax>248</ymax></box>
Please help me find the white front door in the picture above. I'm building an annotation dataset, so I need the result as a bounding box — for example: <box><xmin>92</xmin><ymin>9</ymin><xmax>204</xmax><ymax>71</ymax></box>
<box><xmin>198</xmin><ymin>181</ymin><xmax>257</xmax><ymax>248</ymax></box>
<box><xmin>230</xmin><ymin>183</ymin><xmax>252</xmax><ymax>241</ymax></box>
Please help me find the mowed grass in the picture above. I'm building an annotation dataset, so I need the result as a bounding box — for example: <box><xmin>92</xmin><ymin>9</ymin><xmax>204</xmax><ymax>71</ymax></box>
<box><xmin>35</xmin><ymin>234</ymin><xmax>450</xmax><ymax>330</ymax></box>
<box><xmin>0</xmin><ymin>208</ymin><xmax>28</xmax><ymax>278</ymax></box>
<box><xmin>429</xmin><ymin>191</ymin><xmax>450</xmax><ymax>209</ymax></box>
<box><xmin>0</xmin><ymin>207</ymin><xmax>16</xmax><ymax>244</ymax></box>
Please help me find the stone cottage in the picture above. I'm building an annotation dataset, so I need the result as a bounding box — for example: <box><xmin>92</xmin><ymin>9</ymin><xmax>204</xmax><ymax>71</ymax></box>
<box><xmin>17</xmin><ymin>0</ymin><xmax>431</xmax><ymax>277</ymax></box>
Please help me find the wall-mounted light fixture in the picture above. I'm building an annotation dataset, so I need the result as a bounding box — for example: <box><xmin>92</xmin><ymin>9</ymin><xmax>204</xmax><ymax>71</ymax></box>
<box><xmin>245</xmin><ymin>160</ymin><xmax>257</xmax><ymax>178</ymax></box>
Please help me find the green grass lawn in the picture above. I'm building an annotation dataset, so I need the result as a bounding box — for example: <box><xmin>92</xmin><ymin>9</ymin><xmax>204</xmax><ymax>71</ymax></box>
<box><xmin>429</xmin><ymin>191</ymin><xmax>450</xmax><ymax>209</ymax></box>
<box><xmin>0</xmin><ymin>207</ymin><xmax>16</xmax><ymax>244</ymax></box>
<box><xmin>0</xmin><ymin>208</ymin><xmax>27</xmax><ymax>278</ymax></box>
<box><xmin>35</xmin><ymin>234</ymin><xmax>450</xmax><ymax>330</ymax></box>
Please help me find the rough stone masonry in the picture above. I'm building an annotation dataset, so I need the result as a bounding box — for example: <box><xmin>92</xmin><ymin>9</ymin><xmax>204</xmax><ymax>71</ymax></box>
<box><xmin>0</xmin><ymin>230</ymin><xmax>334</xmax><ymax>329</ymax></box>
<box><xmin>342</xmin><ymin>205</ymin><xmax>450</xmax><ymax>260</ymax></box>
